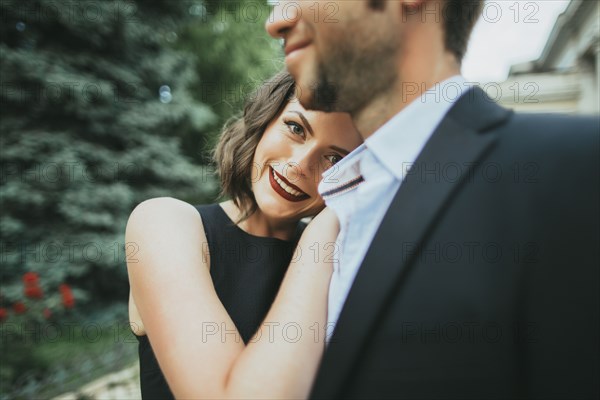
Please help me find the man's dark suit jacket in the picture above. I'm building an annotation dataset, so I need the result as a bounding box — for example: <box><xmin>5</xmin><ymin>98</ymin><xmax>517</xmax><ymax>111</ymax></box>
<box><xmin>309</xmin><ymin>86</ymin><xmax>599</xmax><ymax>400</ymax></box>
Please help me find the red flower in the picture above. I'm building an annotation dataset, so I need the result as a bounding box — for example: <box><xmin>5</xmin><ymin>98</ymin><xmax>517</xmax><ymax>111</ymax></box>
<box><xmin>24</xmin><ymin>285</ymin><xmax>44</xmax><ymax>299</ymax></box>
<box><xmin>60</xmin><ymin>284</ymin><xmax>75</xmax><ymax>309</ymax></box>
<box><xmin>0</xmin><ymin>308</ymin><xmax>7</xmax><ymax>322</ymax></box>
<box><xmin>13</xmin><ymin>302</ymin><xmax>26</xmax><ymax>314</ymax></box>
<box><xmin>22</xmin><ymin>272</ymin><xmax>39</xmax><ymax>285</ymax></box>
<box><xmin>62</xmin><ymin>295</ymin><xmax>75</xmax><ymax>309</ymax></box>
<box><xmin>43</xmin><ymin>308</ymin><xmax>52</xmax><ymax>320</ymax></box>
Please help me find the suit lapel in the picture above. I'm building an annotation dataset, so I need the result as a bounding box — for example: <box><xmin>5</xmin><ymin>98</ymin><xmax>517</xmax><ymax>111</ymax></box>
<box><xmin>309</xmin><ymin>87</ymin><xmax>513</xmax><ymax>399</ymax></box>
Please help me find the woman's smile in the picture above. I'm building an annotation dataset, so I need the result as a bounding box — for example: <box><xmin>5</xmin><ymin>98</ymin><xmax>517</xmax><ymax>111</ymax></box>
<box><xmin>269</xmin><ymin>165</ymin><xmax>310</xmax><ymax>202</ymax></box>
<box><xmin>250</xmin><ymin>96</ymin><xmax>363</xmax><ymax>220</ymax></box>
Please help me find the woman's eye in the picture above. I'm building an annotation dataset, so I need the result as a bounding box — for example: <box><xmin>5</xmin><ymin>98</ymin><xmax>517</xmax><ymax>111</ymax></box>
<box><xmin>285</xmin><ymin>121</ymin><xmax>305</xmax><ymax>137</ymax></box>
<box><xmin>326</xmin><ymin>154</ymin><xmax>343</xmax><ymax>166</ymax></box>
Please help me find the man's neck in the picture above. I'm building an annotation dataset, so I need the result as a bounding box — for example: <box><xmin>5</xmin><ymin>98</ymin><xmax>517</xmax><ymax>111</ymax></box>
<box><xmin>353</xmin><ymin>55</ymin><xmax>461</xmax><ymax>140</ymax></box>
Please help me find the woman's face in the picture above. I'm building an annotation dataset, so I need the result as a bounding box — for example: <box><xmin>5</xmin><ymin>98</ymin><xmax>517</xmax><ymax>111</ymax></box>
<box><xmin>251</xmin><ymin>99</ymin><xmax>363</xmax><ymax>222</ymax></box>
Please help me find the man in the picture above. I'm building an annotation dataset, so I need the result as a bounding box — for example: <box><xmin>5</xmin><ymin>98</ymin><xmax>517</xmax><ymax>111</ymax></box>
<box><xmin>266</xmin><ymin>1</ymin><xmax>599</xmax><ymax>399</ymax></box>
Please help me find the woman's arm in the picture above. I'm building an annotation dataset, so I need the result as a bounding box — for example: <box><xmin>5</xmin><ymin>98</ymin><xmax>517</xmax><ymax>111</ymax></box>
<box><xmin>125</xmin><ymin>197</ymin><xmax>338</xmax><ymax>399</ymax></box>
<box><xmin>128</xmin><ymin>290</ymin><xmax>145</xmax><ymax>336</ymax></box>
<box><xmin>225</xmin><ymin>206</ymin><xmax>338</xmax><ymax>399</ymax></box>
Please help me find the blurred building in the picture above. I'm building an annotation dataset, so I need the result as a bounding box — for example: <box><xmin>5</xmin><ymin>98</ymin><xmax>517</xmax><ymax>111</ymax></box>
<box><xmin>497</xmin><ymin>0</ymin><xmax>599</xmax><ymax>114</ymax></box>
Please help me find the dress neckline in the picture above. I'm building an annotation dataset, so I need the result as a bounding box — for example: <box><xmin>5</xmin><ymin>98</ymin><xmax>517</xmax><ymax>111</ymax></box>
<box><xmin>215</xmin><ymin>203</ymin><xmax>299</xmax><ymax>245</ymax></box>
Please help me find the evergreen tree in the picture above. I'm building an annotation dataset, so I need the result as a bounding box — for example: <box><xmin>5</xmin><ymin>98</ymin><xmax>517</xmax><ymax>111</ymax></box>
<box><xmin>0</xmin><ymin>0</ymin><xmax>283</xmax><ymax>391</ymax></box>
<box><xmin>0</xmin><ymin>0</ymin><xmax>217</xmax><ymax>322</ymax></box>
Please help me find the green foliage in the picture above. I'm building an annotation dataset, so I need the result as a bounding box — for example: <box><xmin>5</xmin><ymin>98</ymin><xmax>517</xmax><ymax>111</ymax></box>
<box><xmin>0</xmin><ymin>0</ymin><xmax>217</xmax><ymax>307</ymax></box>
<box><xmin>176</xmin><ymin>0</ymin><xmax>284</xmax><ymax>159</ymax></box>
<box><xmin>0</xmin><ymin>0</ymin><xmax>282</xmax><ymax>393</ymax></box>
<box><xmin>1</xmin><ymin>303</ymin><xmax>137</xmax><ymax>399</ymax></box>
<box><xmin>1</xmin><ymin>0</ymin><xmax>217</xmax><ymax>391</ymax></box>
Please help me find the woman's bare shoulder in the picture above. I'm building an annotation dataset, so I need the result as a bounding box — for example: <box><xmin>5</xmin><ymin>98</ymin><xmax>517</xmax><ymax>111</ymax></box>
<box><xmin>128</xmin><ymin>196</ymin><xmax>200</xmax><ymax>221</ymax></box>
<box><xmin>125</xmin><ymin>197</ymin><xmax>210</xmax><ymax>336</ymax></box>
<box><xmin>125</xmin><ymin>197</ymin><xmax>209</xmax><ymax>270</ymax></box>
<box><xmin>125</xmin><ymin>198</ymin><xmax>212</xmax><ymax>338</ymax></box>
<box><xmin>127</xmin><ymin>197</ymin><xmax>204</xmax><ymax>234</ymax></box>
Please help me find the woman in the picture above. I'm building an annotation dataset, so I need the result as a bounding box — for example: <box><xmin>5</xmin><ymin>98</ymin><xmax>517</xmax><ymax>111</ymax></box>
<box><xmin>126</xmin><ymin>71</ymin><xmax>363</xmax><ymax>399</ymax></box>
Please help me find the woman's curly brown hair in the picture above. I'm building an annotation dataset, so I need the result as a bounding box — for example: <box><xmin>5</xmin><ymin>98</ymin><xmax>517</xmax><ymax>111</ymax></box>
<box><xmin>212</xmin><ymin>71</ymin><xmax>296</xmax><ymax>224</ymax></box>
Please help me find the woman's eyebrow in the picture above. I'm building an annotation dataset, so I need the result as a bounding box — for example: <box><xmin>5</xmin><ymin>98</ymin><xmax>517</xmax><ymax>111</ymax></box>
<box><xmin>289</xmin><ymin>111</ymin><xmax>314</xmax><ymax>137</ymax></box>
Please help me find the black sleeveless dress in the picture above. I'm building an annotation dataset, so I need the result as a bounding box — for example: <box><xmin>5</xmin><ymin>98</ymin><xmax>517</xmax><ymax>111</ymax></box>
<box><xmin>134</xmin><ymin>203</ymin><xmax>306</xmax><ymax>399</ymax></box>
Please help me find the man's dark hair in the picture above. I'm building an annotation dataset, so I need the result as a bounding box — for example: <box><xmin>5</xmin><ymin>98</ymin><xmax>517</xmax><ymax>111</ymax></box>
<box><xmin>368</xmin><ymin>0</ymin><xmax>485</xmax><ymax>62</ymax></box>
<box><xmin>442</xmin><ymin>0</ymin><xmax>485</xmax><ymax>61</ymax></box>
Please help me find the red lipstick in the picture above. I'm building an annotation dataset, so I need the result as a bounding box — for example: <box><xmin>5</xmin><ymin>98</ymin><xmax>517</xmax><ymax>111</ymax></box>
<box><xmin>268</xmin><ymin>166</ymin><xmax>310</xmax><ymax>202</ymax></box>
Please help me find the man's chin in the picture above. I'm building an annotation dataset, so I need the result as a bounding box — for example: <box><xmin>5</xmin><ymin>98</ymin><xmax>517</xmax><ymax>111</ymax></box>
<box><xmin>296</xmin><ymin>89</ymin><xmax>318</xmax><ymax>111</ymax></box>
<box><xmin>288</xmin><ymin>64</ymin><xmax>340</xmax><ymax>112</ymax></box>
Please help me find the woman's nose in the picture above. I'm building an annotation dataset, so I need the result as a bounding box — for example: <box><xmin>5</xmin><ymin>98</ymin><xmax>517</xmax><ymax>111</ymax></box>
<box><xmin>265</xmin><ymin>2</ymin><xmax>300</xmax><ymax>40</ymax></box>
<box><xmin>285</xmin><ymin>148</ymin><xmax>320</xmax><ymax>187</ymax></box>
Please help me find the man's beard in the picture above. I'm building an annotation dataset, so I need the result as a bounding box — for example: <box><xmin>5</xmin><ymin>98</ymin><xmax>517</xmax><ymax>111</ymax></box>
<box><xmin>300</xmin><ymin>38</ymin><xmax>397</xmax><ymax>116</ymax></box>
<box><xmin>300</xmin><ymin>58</ymin><xmax>370</xmax><ymax>114</ymax></box>
<box><xmin>306</xmin><ymin>65</ymin><xmax>339</xmax><ymax>112</ymax></box>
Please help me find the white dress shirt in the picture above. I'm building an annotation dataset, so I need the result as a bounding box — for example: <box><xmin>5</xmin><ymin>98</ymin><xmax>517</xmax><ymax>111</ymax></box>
<box><xmin>318</xmin><ymin>75</ymin><xmax>473</xmax><ymax>344</ymax></box>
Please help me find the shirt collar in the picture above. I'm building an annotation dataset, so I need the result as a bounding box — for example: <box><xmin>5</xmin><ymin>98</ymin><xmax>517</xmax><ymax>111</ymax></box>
<box><xmin>317</xmin><ymin>75</ymin><xmax>472</xmax><ymax>198</ymax></box>
<box><xmin>366</xmin><ymin>75</ymin><xmax>471</xmax><ymax>181</ymax></box>
<box><xmin>318</xmin><ymin>142</ymin><xmax>367</xmax><ymax>199</ymax></box>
